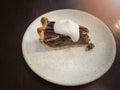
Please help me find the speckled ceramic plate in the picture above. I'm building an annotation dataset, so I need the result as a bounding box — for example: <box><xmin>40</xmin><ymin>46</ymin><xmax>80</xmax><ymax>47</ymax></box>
<box><xmin>22</xmin><ymin>9</ymin><xmax>116</xmax><ymax>86</ymax></box>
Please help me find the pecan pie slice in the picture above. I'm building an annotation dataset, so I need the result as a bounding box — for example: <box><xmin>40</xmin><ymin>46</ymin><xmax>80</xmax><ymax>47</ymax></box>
<box><xmin>37</xmin><ymin>17</ymin><xmax>94</xmax><ymax>50</ymax></box>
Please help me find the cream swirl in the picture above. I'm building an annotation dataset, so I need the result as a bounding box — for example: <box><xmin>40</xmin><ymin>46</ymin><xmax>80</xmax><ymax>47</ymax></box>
<box><xmin>54</xmin><ymin>19</ymin><xmax>80</xmax><ymax>42</ymax></box>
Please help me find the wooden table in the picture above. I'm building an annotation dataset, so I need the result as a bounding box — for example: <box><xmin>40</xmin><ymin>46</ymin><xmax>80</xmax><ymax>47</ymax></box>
<box><xmin>1</xmin><ymin>0</ymin><xmax>120</xmax><ymax>90</ymax></box>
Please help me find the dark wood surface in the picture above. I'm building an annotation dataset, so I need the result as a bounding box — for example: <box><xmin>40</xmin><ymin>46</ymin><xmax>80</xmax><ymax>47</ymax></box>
<box><xmin>1</xmin><ymin>0</ymin><xmax>120</xmax><ymax>90</ymax></box>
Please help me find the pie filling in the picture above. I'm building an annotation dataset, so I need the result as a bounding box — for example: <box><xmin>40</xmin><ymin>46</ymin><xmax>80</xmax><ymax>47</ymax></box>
<box><xmin>44</xmin><ymin>22</ymin><xmax>90</xmax><ymax>47</ymax></box>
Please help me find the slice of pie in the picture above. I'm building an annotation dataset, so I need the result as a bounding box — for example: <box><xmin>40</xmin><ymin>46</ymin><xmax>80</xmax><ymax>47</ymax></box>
<box><xmin>37</xmin><ymin>17</ymin><xmax>94</xmax><ymax>50</ymax></box>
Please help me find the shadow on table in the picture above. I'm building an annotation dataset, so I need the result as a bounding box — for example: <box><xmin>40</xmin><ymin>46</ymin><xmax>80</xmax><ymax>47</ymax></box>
<box><xmin>38</xmin><ymin>76</ymin><xmax>97</xmax><ymax>90</ymax></box>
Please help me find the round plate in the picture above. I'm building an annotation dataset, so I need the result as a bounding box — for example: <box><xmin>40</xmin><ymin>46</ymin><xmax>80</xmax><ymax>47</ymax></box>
<box><xmin>22</xmin><ymin>9</ymin><xmax>116</xmax><ymax>86</ymax></box>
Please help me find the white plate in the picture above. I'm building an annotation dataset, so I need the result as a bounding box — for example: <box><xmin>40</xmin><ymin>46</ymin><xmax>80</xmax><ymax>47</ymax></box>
<box><xmin>22</xmin><ymin>9</ymin><xmax>116</xmax><ymax>86</ymax></box>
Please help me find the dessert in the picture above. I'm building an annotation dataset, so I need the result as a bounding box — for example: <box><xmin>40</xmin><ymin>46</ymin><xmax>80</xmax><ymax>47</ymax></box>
<box><xmin>37</xmin><ymin>17</ymin><xmax>94</xmax><ymax>50</ymax></box>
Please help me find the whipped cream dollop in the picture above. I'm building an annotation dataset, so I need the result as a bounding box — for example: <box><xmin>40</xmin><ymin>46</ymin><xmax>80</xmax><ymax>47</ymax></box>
<box><xmin>54</xmin><ymin>19</ymin><xmax>80</xmax><ymax>42</ymax></box>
